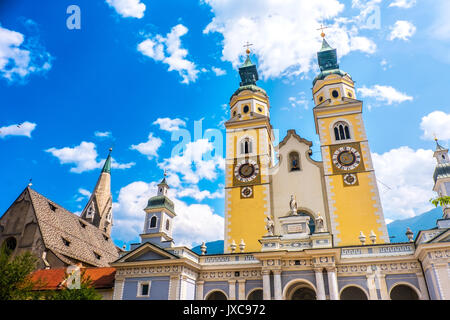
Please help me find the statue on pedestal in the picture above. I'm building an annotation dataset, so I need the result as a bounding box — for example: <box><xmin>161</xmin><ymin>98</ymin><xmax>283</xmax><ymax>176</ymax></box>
<box><xmin>315</xmin><ymin>213</ymin><xmax>325</xmax><ymax>232</ymax></box>
<box><xmin>265</xmin><ymin>216</ymin><xmax>274</xmax><ymax>236</ymax></box>
<box><xmin>289</xmin><ymin>195</ymin><xmax>298</xmax><ymax>215</ymax></box>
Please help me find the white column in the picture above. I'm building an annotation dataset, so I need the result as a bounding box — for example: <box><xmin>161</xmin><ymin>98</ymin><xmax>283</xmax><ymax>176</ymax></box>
<box><xmin>262</xmin><ymin>270</ymin><xmax>271</xmax><ymax>300</ymax></box>
<box><xmin>169</xmin><ymin>275</ymin><xmax>180</xmax><ymax>300</ymax></box>
<box><xmin>112</xmin><ymin>279</ymin><xmax>124</xmax><ymax>300</ymax></box>
<box><xmin>238</xmin><ymin>280</ymin><xmax>246</xmax><ymax>300</ymax></box>
<box><xmin>228</xmin><ymin>280</ymin><xmax>236</xmax><ymax>300</ymax></box>
<box><xmin>375</xmin><ymin>273</ymin><xmax>388</xmax><ymax>300</ymax></box>
<box><xmin>416</xmin><ymin>273</ymin><xmax>430</xmax><ymax>300</ymax></box>
<box><xmin>327</xmin><ymin>267</ymin><xmax>339</xmax><ymax>300</ymax></box>
<box><xmin>314</xmin><ymin>268</ymin><xmax>326</xmax><ymax>300</ymax></box>
<box><xmin>366</xmin><ymin>274</ymin><xmax>378</xmax><ymax>300</ymax></box>
<box><xmin>196</xmin><ymin>281</ymin><xmax>204</xmax><ymax>300</ymax></box>
<box><xmin>273</xmin><ymin>270</ymin><xmax>282</xmax><ymax>300</ymax></box>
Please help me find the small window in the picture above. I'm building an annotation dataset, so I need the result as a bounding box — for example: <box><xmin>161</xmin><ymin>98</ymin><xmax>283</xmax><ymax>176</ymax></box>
<box><xmin>86</xmin><ymin>203</ymin><xmax>95</xmax><ymax>218</ymax></box>
<box><xmin>332</xmin><ymin>90</ymin><xmax>339</xmax><ymax>98</ymax></box>
<box><xmin>243</xmin><ymin>105</ymin><xmax>249</xmax><ymax>113</ymax></box>
<box><xmin>240</xmin><ymin>138</ymin><xmax>252</xmax><ymax>154</ymax></box>
<box><xmin>62</xmin><ymin>237</ymin><xmax>70</xmax><ymax>247</ymax></box>
<box><xmin>94</xmin><ymin>252</ymin><xmax>101</xmax><ymax>260</ymax></box>
<box><xmin>3</xmin><ymin>237</ymin><xmax>17</xmax><ymax>253</ymax></box>
<box><xmin>149</xmin><ymin>216</ymin><xmax>157</xmax><ymax>229</ymax></box>
<box><xmin>258</xmin><ymin>107</ymin><xmax>263</xmax><ymax>112</ymax></box>
<box><xmin>166</xmin><ymin>220</ymin><xmax>170</xmax><ymax>231</ymax></box>
<box><xmin>289</xmin><ymin>152</ymin><xmax>300</xmax><ymax>172</ymax></box>
<box><xmin>233</xmin><ymin>111</ymin><xmax>237</xmax><ymax>117</ymax></box>
<box><xmin>347</xmin><ymin>91</ymin><xmax>353</xmax><ymax>98</ymax></box>
<box><xmin>103</xmin><ymin>234</ymin><xmax>109</xmax><ymax>241</ymax></box>
<box><xmin>48</xmin><ymin>202</ymin><xmax>57</xmax><ymax>212</ymax></box>
<box><xmin>333</xmin><ymin>121</ymin><xmax>351</xmax><ymax>141</ymax></box>
<box><xmin>138</xmin><ymin>282</ymin><xmax>151</xmax><ymax>297</ymax></box>
<box><xmin>79</xmin><ymin>221</ymin><xmax>86</xmax><ymax>228</ymax></box>
<box><xmin>319</xmin><ymin>96</ymin><xmax>324</xmax><ymax>102</ymax></box>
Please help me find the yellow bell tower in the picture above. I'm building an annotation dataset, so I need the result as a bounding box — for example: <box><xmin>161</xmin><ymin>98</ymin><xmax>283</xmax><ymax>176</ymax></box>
<box><xmin>224</xmin><ymin>48</ymin><xmax>275</xmax><ymax>253</ymax></box>
<box><xmin>312</xmin><ymin>34</ymin><xmax>389</xmax><ymax>246</ymax></box>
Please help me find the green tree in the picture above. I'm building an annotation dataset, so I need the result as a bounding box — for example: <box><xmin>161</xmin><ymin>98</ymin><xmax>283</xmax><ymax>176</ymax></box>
<box><xmin>0</xmin><ymin>245</ymin><xmax>42</xmax><ymax>300</ymax></box>
<box><xmin>50</xmin><ymin>271</ymin><xmax>102</xmax><ymax>300</ymax></box>
<box><xmin>430</xmin><ymin>195</ymin><xmax>450</xmax><ymax>208</ymax></box>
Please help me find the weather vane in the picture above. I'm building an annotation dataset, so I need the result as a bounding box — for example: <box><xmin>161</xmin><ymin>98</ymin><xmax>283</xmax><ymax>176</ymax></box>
<box><xmin>243</xmin><ymin>41</ymin><xmax>253</xmax><ymax>55</ymax></box>
<box><xmin>317</xmin><ymin>24</ymin><xmax>328</xmax><ymax>38</ymax></box>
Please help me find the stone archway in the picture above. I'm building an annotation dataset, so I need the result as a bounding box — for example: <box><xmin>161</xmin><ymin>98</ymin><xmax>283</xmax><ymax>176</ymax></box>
<box><xmin>247</xmin><ymin>289</ymin><xmax>263</xmax><ymax>300</ymax></box>
<box><xmin>284</xmin><ymin>281</ymin><xmax>317</xmax><ymax>300</ymax></box>
<box><xmin>390</xmin><ymin>284</ymin><xmax>419</xmax><ymax>300</ymax></box>
<box><xmin>205</xmin><ymin>290</ymin><xmax>228</xmax><ymax>300</ymax></box>
<box><xmin>340</xmin><ymin>286</ymin><xmax>368</xmax><ymax>300</ymax></box>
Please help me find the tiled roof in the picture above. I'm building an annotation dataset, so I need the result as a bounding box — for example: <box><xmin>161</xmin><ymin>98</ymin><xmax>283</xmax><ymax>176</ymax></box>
<box><xmin>31</xmin><ymin>267</ymin><xmax>116</xmax><ymax>290</ymax></box>
<box><xmin>27</xmin><ymin>187</ymin><xmax>119</xmax><ymax>267</ymax></box>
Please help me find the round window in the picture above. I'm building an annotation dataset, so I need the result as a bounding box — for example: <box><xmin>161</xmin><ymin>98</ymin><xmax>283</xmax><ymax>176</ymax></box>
<box><xmin>348</xmin><ymin>91</ymin><xmax>353</xmax><ymax>98</ymax></box>
<box><xmin>243</xmin><ymin>105</ymin><xmax>250</xmax><ymax>113</ymax></box>
<box><xmin>233</xmin><ymin>111</ymin><xmax>237</xmax><ymax>117</ymax></box>
<box><xmin>319</xmin><ymin>96</ymin><xmax>324</xmax><ymax>102</ymax></box>
<box><xmin>258</xmin><ymin>107</ymin><xmax>263</xmax><ymax>112</ymax></box>
<box><xmin>332</xmin><ymin>90</ymin><xmax>339</xmax><ymax>98</ymax></box>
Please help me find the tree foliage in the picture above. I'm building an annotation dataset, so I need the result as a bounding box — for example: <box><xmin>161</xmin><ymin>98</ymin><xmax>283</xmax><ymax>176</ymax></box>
<box><xmin>50</xmin><ymin>271</ymin><xmax>102</xmax><ymax>300</ymax></box>
<box><xmin>430</xmin><ymin>195</ymin><xmax>450</xmax><ymax>208</ymax></box>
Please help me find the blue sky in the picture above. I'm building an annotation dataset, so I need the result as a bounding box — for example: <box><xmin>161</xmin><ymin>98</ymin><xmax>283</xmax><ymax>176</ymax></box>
<box><xmin>1</xmin><ymin>0</ymin><xmax>449</xmax><ymax>249</ymax></box>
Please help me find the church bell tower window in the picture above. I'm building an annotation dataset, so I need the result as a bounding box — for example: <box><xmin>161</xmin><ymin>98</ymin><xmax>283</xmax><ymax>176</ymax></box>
<box><xmin>333</xmin><ymin>121</ymin><xmax>351</xmax><ymax>141</ymax></box>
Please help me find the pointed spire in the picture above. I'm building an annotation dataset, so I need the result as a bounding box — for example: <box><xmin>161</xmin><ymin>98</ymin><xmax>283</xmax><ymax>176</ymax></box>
<box><xmin>435</xmin><ymin>137</ymin><xmax>447</xmax><ymax>151</ymax></box>
<box><xmin>102</xmin><ymin>148</ymin><xmax>113</xmax><ymax>173</ymax></box>
<box><xmin>239</xmin><ymin>42</ymin><xmax>259</xmax><ymax>87</ymax></box>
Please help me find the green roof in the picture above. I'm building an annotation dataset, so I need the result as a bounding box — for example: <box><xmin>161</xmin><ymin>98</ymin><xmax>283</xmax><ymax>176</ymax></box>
<box><xmin>146</xmin><ymin>195</ymin><xmax>175</xmax><ymax>215</ymax></box>
<box><xmin>102</xmin><ymin>152</ymin><xmax>112</xmax><ymax>174</ymax></box>
<box><xmin>313</xmin><ymin>37</ymin><xmax>348</xmax><ymax>85</ymax></box>
<box><xmin>231</xmin><ymin>84</ymin><xmax>267</xmax><ymax>99</ymax></box>
<box><xmin>242</xmin><ymin>55</ymin><xmax>254</xmax><ymax>67</ymax></box>
<box><xmin>434</xmin><ymin>163</ymin><xmax>450</xmax><ymax>183</ymax></box>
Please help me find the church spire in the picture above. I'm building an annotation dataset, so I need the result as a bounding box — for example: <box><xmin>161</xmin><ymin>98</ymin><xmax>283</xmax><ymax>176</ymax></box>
<box><xmin>238</xmin><ymin>43</ymin><xmax>259</xmax><ymax>87</ymax></box>
<box><xmin>80</xmin><ymin>148</ymin><xmax>113</xmax><ymax>236</ymax></box>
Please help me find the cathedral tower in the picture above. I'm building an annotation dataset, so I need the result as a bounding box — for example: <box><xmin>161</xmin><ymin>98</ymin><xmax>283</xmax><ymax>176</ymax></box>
<box><xmin>312</xmin><ymin>35</ymin><xmax>389</xmax><ymax>246</ymax></box>
<box><xmin>433</xmin><ymin>139</ymin><xmax>450</xmax><ymax>219</ymax></box>
<box><xmin>224</xmin><ymin>48</ymin><xmax>275</xmax><ymax>253</ymax></box>
<box><xmin>80</xmin><ymin>148</ymin><xmax>113</xmax><ymax>236</ymax></box>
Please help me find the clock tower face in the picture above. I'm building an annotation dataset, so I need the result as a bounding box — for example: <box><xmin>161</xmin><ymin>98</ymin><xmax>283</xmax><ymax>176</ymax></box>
<box><xmin>234</xmin><ymin>159</ymin><xmax>260</xmax><ymax>183</ymax></box>
<box><xmin>330</xmin><ymin>143</ymin><xmax>365</xmax><ymax>174</ymax></box>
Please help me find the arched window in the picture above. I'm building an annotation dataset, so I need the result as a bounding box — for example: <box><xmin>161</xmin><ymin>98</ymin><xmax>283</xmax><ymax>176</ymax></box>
<box><xmin>289</xmin><ymin>152</ymin><xmax>300</xmax><ymax>172</ymax></box>
<box><xmin>340</xmin><ymin>286</ymin><xmax>368</xmax><ymax>300</ymax></box>
<box><xmin>247</xmin><ymin>289</ymin><xmax>263</xmax><ymax>300</ymax></box>
<box><xmin>166</xmin><ymin>219</ymin><xmax>170</xmax><ymax>231</ymax></box>
<box><xmin>390</xmin><ymin>284</ymin><xmax>419</xmax><ymax>300</ymax></box>
<box><xmin>206</xmin><ymin>291</ymin><xmax>227</xmax><ymax>300</ymax></box>
<box><xmin>149</xmin><ymin>216</ymin><xmax>157</xmax><ymax>229</ymax></box>
<box><xmin>240</xmin><ymin>138</ymin><xmax>252</xmax><ymax>154</ymax></box>
<box><xmin>333</xmin><ymin>121</ymin><xmax>351</xmax><ymax>141</ymax></box>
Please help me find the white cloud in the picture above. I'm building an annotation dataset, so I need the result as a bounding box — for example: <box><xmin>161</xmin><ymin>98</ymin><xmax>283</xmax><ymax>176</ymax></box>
<box><xmin>159</xmin><ymin>139</ymin><xmax>224</xmax><ymax>184</ymax></box>
<box><xmin>105</xmin><ymin>0</ymin><xmax>146</xmax><ymax>18</ymax></box>
<box><xmin>138</xmin><ymin>24</ymin><xmax>200</xmax><ymax>84</ymax></box>
<box><xmin>429</xmin><ymin>0</ymin><xmax>450</xmax><ymax>42</ymax></box>
<box><xmin>177</xmin><ymin>185</ymin><xmax>224</xmax><ymax>201</ymax></box>
<box><xmin>0</xmin><ymin>25</ymin><xmax>52</xmax><ymax>82</ymax></box>
<box><xmin>153</xmin><ymin>118</ymin><xmax>186</xmax><ymax>132</ymax></box>
<box><xmin>111</xmin><ymin>180</ymin><xmax>224</xmax><ymax>247</ymax></box>
<box><xmin>357</xmin><ymin>85</ymin><xmax>413</xmax><ymax>105</ymax></box>
<box><xmin>94</xmin><ymin>131</ymin><xmax>112</xmax><ymax>138</ymax></box>
<box><xmin>388</xmin><ymin>0</ymin><xmax>416</xmax><ymax>9</ymax></box>
<box><xmin>388</xmin><ymin>21</ymin><xmax>416</xmax><ymax>41</ymax></box>
<box><xmin>75</xmin><ymin>188</ymin><xmax>92</xmax><ymax>202</ymax></box>
<box><xmin>288</xmin><ymin>92</ymin><xmax>309</xmax><ymax>109</ymax></box>
<box><xmin>0</xmin><ymin>121</ymin><xmax>36</xmax><ymax>138</ymax></box>
<box><xmin>130</xmin><ymin>133</ymin><xmax>163</xmax><ymax>159</ymax></box>
<box><xmin>202</xmin><ymin>0</ymin><xmax>377</xmax><ymax>79</ymax></box>
<box><xmin>46</xmin><ymin>141</ymin><xmax>135</xmax><ymax>173</ymax></box>
<box><xmin>372</xmin><ymin>146</ymin><xmax>436</xmax><ymax>220</ymax></box>
<box><xmin>212</xmin><ymin>67</ymin><xmax>226</xmax><ymax>76</ymax></box>
<box><xmin>420</xmin><ymin>110</ymin><xmax>450</xmax><ymax>141</ymax></box>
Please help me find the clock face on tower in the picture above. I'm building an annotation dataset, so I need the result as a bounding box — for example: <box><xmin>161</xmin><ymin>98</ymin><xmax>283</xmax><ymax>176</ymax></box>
<box><xmin>234</xmin><ymin>159</ymin><xmax>259</xmax><ymax>183</ymax></box>
<box><xmin>332</xmin><ymin>146</ymin><xmax>361</xmax><ymax>171</ymax></box>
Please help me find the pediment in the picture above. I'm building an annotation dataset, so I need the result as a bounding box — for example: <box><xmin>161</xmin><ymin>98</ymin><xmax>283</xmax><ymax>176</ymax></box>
<box><xmin>115</xmin><ymin>242</ymin><xmax>178</xmax><ymax>263</ymax></box>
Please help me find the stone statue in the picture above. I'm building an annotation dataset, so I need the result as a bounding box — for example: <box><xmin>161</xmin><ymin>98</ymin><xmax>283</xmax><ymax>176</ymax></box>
<box><xmin>265</xmin><ymin>216</ymin><xmax>274</xmax><ymax>236</ymax></box>
<box><xmin>315</xmin><ymin>213</ymin><xmax>324</xmax><ymax>232</ymax></box>
<box><xmin>289</xmin><ymin>195</ymin><xmax>298</xmax><ymax>215</ymax></box>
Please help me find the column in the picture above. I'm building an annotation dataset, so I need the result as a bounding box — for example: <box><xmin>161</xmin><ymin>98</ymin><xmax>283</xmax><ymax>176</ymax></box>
<box><xmin>179</xmin><ymin>275</ymin><xmax>187</xmax><ymax>300</ymax></box>
<box><xmin>169</xmin><ymin>275</ymin><xmax>180</xmax><ymax>300</ymax></box>
<box><xmin>238</xmin><ymin>280</ymin><xmax>246</xmax><ymax>300</ymax></box>
<box><xmin>327</xmin><ymin>267</ymin><xmax>339</xmax><ymax>300</ymax></box>
<box><xmin>314</xmin><ymin>268</ymin><xmax>326</xmax><ymax>300</ymax></box>
<box><xmin>375</xmin><ymin>273</ymin><xmax>389</xmax><ymax>300</ymax></box>
<box><xmin>366</xmin><ymin>274</ymin><xmax>378</xmax><ymax>300</ymax></box>
<box><xmin>112</xmin><ymin>278</ymin><xmax>124</xmax><ymax>300</ymax></box>
<box><xmin>262</xmin><ymin>270</ymin><xmax>271</xmax><ymax>300</ymax></box>
<box><xmin>273</xmin><ymin>270</ymin><xmax>282</xmax><ymax>300</ymax></box>
<box><xmin>196</xmin><ymin>281</ymin><xmax>204</xmax><ymax>300</ymax></box>
<box><xmin>228</xmin><ymin>280</ymin><xmax>236</xmax><ymax>300</ymax></box>
<box><xmin>416</xmin><ymin>273</ymin><xmax>430</xmax><ymax>300</ymax></box>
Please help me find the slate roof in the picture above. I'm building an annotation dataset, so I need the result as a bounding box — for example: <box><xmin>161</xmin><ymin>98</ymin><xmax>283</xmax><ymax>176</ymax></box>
<box><xmin>31</xmin><ymin>267</ymin><xmax>116</xmax><ymax>290</ymax></box>
<box><xmin>27</xmin><ymin>187</ymin><xmax>119</xmax><ymax>267</ymax></box>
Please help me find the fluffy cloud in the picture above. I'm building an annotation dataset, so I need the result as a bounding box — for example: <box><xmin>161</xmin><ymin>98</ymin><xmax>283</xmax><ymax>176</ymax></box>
<box><xmin>153</xmin><ymin>118</ymin><xmax>186</xmax><ymax>132</ymax></box>
<box><xmin>75</xmin><ymin>188</ymin><xmax>92</xmax><ymax>202</ymax></box>
<box><xmin>46</xmin><ymin>141</ymin><xmax>135</xmax><ymax>173</ymax></box>
<box><xmin>94</xmin><ymin>131</ymin><xmax>112</xmax><ymax>138</ymax></box>
<box><xmin>202</xmin><ymin>0</ymin><xmax>376</xmax><ymax>79</ymax></box>
<box><xmin>158</xmin><ymin>139</ymin><xmax>224</xmax><ymax>184</ymax></box>
<box><xmin>0</xmin><ymin>25</ymin><xmax>52</xmax><ymax>82</ymax></box>
<box><xmin>0</xmin><ymin>121</ymin><xmax>36</xmax><ymax>138</ymax></box>
<box><xmin>111</xmin><ymin>181</ymin><xmax>224</xmax><ymax>247</ymax></box>
<box><xmin>388</xmin><ymin>0</ymin><xmax>416</xmax><ymax>9</ymax></box>
<box><xmin>130</xmin><ymin>133</ymin><xmax>163</xmax><ymax>159</ymax></box>
<box><xmin>105</xmin><ymin>0</ymin><xmax>146</xmax><ymax>18</ymax></box>
<box><xmin>388</xmin><ymin>21</ymin><xmax>416</xmax><ymax>41</ymax></box>
<box><xmin>357</xmin><ymin>85</ymin><xmax>413</xmax><ymax>105</ymax></box>
<box><xmin>420</xmin><ymin>110</ymin><xmax>450</xmax><ymax>141</ymax></box>
<box><xmin>138</xmin><ymin>24</ymin><xmax>199</xmax><ymax>84</ymax></box>
<box><xmin>211</xmin><ymin>67</ymin><xmax>226</xmax><ymax>76</ymax></box>
<box><xmin>177</xmin><ymin>185</ymin><xmax>224</xmax><ymax>201</ymax></box>
<box><xmin>372</xmin><ymin>147</ymin><xmax>436</xmax><ymax>221</ymax></box>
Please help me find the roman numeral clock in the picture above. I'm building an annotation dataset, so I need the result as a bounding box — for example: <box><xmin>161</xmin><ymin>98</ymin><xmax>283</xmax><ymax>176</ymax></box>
<box><xmin>329</xmin><ymin>142</ymin><xmax>365</xmax><ymax>187</ymax></box>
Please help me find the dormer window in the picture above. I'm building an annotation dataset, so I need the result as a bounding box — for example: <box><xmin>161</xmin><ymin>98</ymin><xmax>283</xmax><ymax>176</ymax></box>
<box><xmin>333</xmin><ymin>121</ymin><xmax>351</xmax><ymax>141</ymax></box>
<box><xmin>62</xmin><ymin>237</ymin><xmax>70</xmax><ymax>247</ymax></box>
<box><xmin>94</xmin><ymin>252</ymin><xmax>101</xmax><ymax>260</ymax></box>
<box><xmin>48</xmin><ymin>202</ymin><xmax>57</xmax><ymax>212</ymax></box>
<box><xmin>79</xmin><ymin>220</ymin><xmax>86</xmax><ymax>228</ymax></box>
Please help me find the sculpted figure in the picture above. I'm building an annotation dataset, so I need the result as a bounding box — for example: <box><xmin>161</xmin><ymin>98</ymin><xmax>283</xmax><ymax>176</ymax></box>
<box><xmin>289</xmin><ymin>195</ymin><xmax>298</xmax><ymax>215</ymax></box>
<box><xmin>315</xmin><ymin>213</ymin><xmax>325</xmax><ymax>232</ymax></box>
<box><xmin>265</xmin><ymin>216</ymin><xmax>274</xmax><ymax>236</ymax></box>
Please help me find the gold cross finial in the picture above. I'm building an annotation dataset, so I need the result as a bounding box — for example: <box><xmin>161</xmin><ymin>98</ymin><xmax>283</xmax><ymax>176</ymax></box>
<box><xmin>244</xmin><ymin>41</ymin><xmax>253</xmax><ymax>55</ymax></box>
<box><xmin>433</xmin><ymin>132</ymin><xmax>438</xmax><ymax>141</ymax></box>
<box><xmin>163</xmin><ymin>169</ymin><xmax>167</xmax><ymax>177</ymax></box>
<box><xmin>317</xmin><ymin>24</ymin><xmax>328</xmax><ymax>38</ymax></box>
